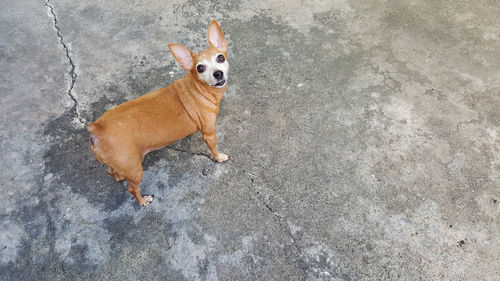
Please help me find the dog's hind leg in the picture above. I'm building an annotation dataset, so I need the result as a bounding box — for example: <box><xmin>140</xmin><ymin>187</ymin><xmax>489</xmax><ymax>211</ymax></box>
<box><xmin>127</xmin><ymin>181</ymin><xmax>154</xmax><ymax>206</ymax></box>
<box><xmin>122</xmin><ymin>162</ymin><xmax>153</xmax><ymax>206</ymax></box>
<box><xmin>107</xmin><ymin>166</ymin><xmax>124</xmax><ymax>182</ymax></box>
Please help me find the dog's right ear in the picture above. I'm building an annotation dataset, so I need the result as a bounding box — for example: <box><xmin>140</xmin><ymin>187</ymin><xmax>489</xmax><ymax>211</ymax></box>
<box><xmin>168</xmin><ymin>44</ymin><xmax>194</xmax><ymax>70</ymax></box>
<box><xmin>208</xmin><ymin>20</ymin><xmax>227</xmax><ymax>51</ymax></box>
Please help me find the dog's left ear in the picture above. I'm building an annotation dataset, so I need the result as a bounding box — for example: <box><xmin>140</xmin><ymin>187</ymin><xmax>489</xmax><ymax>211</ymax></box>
<box><xmin>208</xmin><ymin>20</ymin><xmax>227</xmax><ymax>52</ymax></box>
<box><xmin>169</xmin><ymin>44</ymin><xmax>194</xmax><ymax>70</ymax></box>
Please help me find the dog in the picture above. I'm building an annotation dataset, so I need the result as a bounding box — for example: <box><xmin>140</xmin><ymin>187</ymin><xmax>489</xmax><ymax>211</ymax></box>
<box><xmin>87</xmin><ymin>20</ymin><xmax>230</xmax><ymax>206</ymax></box>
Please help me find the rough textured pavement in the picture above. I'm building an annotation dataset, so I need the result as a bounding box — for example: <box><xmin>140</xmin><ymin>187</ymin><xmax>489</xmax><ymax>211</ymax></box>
<box><xmin>1</xmin><ymin>0</ymin><xmax>499</xmax><ymax>280</ymax></box>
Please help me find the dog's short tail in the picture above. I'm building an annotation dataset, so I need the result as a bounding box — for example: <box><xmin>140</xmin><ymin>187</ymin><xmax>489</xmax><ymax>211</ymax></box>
<box><xmin>87</xmin><ymin>122</ymin><xmax>104</xmax><ymax>147</ymax></box>
<box><xmin>87</xmin><ymin>122</ymin><xmax>102</xmax><ymax>134</ymax></box>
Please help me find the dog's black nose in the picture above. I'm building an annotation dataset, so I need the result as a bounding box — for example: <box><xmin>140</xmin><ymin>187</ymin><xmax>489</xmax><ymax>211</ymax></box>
<box><xmin>213</xmin><ymin>70</ymin><xmax>223</xmax><ymax>80</ymax></box>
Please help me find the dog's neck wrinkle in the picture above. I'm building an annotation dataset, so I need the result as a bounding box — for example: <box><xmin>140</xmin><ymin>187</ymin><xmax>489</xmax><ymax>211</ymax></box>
<box><xmin>172</xmin><ymin>73</ymin><xmax>225</xmax><ymax>129</ymax></box>
<box><xmin>190</xmin><ymin>72</ymin><xmax>225</xmax><ymax>105</ymax></box>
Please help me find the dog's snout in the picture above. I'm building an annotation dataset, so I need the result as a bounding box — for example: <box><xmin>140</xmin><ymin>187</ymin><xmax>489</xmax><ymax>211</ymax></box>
<box><xmin>213</xmin><ymin>70</ymin><xmax>223</xmax><ymax>80</ymax></box>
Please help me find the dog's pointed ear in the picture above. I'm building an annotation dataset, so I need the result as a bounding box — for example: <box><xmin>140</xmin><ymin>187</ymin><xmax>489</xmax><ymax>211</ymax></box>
<box><xmin>208</xmin><ymin>20</ymin><xmax>227</xmax><ymax>51</ymax></box>
<box><xmin>169</xmin><ymin>44</ymin><xmax>194</xmax><ymax>70</ymax></box>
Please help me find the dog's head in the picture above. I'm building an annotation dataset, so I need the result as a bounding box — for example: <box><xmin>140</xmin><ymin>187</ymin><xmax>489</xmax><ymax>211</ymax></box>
<box><xmin>169</xmin><ymin>20</ymin><xmax>228</xmax><ymax>88</ymax></box>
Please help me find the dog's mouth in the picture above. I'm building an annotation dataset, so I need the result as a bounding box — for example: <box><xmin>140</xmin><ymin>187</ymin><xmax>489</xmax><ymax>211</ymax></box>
<box><xmin>213</xmin><ymin>79</ymin><xmax>226</xmax><ymax>87</ymax></box>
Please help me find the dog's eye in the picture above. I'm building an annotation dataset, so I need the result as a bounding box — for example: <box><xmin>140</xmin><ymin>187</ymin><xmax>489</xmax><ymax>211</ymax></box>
<box><xmin>197</xmin><ymin>65</ymin><xmax>206</xmax><ymax>73</ymax></box>
<box><xmin>216</xmin><ymin>54</ymin><xmax>225</xmax><ymax>63</ymax></box>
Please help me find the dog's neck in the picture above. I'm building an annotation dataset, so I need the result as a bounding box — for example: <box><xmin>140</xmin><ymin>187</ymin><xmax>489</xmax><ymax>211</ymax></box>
<box><xmin>185</xmin><ymin>71</ymin><xmax>226</xmax><ymax>105</ymax></box>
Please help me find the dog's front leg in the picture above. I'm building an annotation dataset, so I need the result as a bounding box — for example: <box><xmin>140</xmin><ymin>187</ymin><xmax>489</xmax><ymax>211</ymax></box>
<box><xmin>201</xmin><ymin>121</ymin><xmax>229</xmax><ymax>163</ymax></box>
<box><xmin>202</xmin><ymin>131</ymin><xmax>229</xmax><ymax>162</ymax></box>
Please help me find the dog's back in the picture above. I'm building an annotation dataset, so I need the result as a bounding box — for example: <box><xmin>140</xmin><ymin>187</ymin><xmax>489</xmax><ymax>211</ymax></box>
<box><xmin>87</xmin><ymin>81</ymin><xmax>199</xmax><ymax>167</ymax></box>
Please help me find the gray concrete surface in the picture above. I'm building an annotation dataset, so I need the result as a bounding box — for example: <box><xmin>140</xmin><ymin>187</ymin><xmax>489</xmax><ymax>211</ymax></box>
<box><xmin>1</xmin><ymin>0</ymin><xmax>499</xmax><ymax>280</ymax></box>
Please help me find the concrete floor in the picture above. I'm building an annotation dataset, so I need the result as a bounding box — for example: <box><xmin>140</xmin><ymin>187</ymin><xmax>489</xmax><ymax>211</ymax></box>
<box><xmin>1</xmin><ymin>0</ymin><xmax>499</xmax><ymax>280</ymax></box>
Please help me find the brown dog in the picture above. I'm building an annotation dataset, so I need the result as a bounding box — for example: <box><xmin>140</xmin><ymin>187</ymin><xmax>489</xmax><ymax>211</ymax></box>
<box><xmin>87</xmin><ymin>20</ymin><xmax>230</xmax><ymax>206</ymax></box>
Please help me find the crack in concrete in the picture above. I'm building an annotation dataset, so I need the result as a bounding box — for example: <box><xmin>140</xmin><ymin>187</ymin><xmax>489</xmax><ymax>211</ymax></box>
<box><xmin>268</xmin><ymin>210</ymin><xmax>340</xmax><ymax>278</ymax></box>
<box><xmin>234</xmin><ymin>165</ymin><xmax>339</xmax><ymax>278</ymax></box>
<box><xmin>260</xmin><ymin>194</ymin><xmax>337</xmax><ymax>278</ymax></box>
<box><xmin>45</xmin><ymin>0</ymin><xmax>84</xmax><ymax>124</ymax></box>
<box><xmin>136</xmin><ymin>139</ymin><xmax>339</xmax><ymax>277</ymax></box>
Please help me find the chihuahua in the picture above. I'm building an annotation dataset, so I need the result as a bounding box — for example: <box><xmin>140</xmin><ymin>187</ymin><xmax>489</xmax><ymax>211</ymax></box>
<box><xmin>88</xmin><ymin>20</ymin><xmax>229</xmax><ymax>206</ymax></box>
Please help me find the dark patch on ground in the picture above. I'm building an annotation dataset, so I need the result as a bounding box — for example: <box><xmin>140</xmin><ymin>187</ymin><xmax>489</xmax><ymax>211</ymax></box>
<box><xmin>86</xmin><ymin>214</ymin><xmax>185</xmax><ymax>280</ymax></box>
<box><xmin>42</xmin><ymin>73</ymin><xmax>210</xmax><ymax>210</ymax></box>
<box><xmin>124</xmin><ymin>63</ymin><xmax>178</xmax><ymax>101</ymax></box>
<box><xmin>2</xmin><ymin>96</ymin><xmax>198</xmax><ymax>280</ymax></box>
<box><xmin>43</xmin><ymin>109</ymin><xmax>129</xmax><ymax>211</ymax></box>
<box><xmin>0</xmin><ymin>200</ymin><xmax>63</xmax><ymax>281</ymax></box>
<box><xmin>2</xmin><ymin>211</ymin><xmax>185</xmax><ymax>281</ymax></box>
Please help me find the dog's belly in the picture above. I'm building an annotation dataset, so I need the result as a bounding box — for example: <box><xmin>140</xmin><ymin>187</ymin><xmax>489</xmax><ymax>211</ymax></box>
<box><xmin>139</xmin><ymin>122</ymin><xmax>198</xmax><ymax>156</ymax></box>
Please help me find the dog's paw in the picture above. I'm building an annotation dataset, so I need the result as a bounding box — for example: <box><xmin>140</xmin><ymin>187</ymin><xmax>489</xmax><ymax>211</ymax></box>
<box><xmin>216</xmin><ymin>153</ymin><xmax>229</xmax><ymax>162</ymax></box>
<box><xmin>139</xmin><ymin>195</ymin><xmax>154</xmax><ymax>206</ymax></box>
